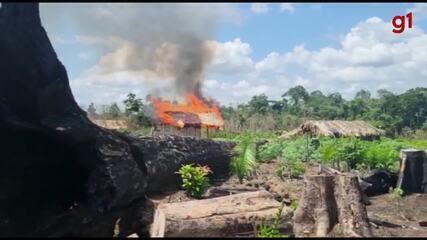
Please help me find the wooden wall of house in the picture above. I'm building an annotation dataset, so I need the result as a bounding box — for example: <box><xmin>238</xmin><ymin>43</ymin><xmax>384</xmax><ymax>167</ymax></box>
<box><xmin>152</xmin><ymin>125</ymin><xmax>220</xmax><ymax>138</ymax></box>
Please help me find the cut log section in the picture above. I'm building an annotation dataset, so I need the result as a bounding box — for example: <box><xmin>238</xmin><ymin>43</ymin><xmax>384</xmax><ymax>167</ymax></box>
<box><xmin>396</xmin><ymin>149</ymin><xmax>427</xmax><ymax>193</ymax></box>
<box><xmin>149</xmin><ymin>190</ymin><xmax>292</xmax><ymax>237</ymax></box>
<box><xmin>293</xmin><ymin>165</ymin><xmax>373</xmax><ymax>237</ymax></box>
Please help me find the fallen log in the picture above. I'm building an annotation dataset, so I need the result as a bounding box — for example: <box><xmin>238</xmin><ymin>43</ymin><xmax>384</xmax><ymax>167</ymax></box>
<box><xmin>118</xmin><ymin>134</ymin><xmax>236</xmax><ymax>194</ymax></box>
<box><xmin>293</xmin><ymin>166</ymin><xmax>373</xmax><ymax>237</ymax></box>
<box><xmin>149</xmin><ymin>190</ymin><xmax>292</xmax><ymax>237</ymax></box>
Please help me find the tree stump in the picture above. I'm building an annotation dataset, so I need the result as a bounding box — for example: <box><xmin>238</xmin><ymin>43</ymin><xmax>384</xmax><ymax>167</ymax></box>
<box><xmin>293</xmin><ymin>166</ymin><xmax>373</xmax><ymax>237</ymax></box>
<box><xmin>396</xmin><ymin>149</ymin><xmax>427</xmax><ymax>193</ymax></box>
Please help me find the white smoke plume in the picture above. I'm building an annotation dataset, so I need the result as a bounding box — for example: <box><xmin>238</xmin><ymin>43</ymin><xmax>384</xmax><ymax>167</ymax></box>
<box><xmin>40</xmin><ymin>3</ymin><xmax>237</xmax><ymax>100</ymax></box>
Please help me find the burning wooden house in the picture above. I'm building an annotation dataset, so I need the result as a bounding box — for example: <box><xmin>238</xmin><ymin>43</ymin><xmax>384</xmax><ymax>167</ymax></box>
<box><xmin>150</xmin><ymin>94</ymin><xmax>224</xmax><ymax>138</ymax></box>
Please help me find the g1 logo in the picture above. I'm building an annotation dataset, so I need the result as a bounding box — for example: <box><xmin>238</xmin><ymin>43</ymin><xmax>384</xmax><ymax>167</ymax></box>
<box><xmin>392</xmin><ymin>12</ymin><xmax>413</xmax><ymax>34</ymax></box>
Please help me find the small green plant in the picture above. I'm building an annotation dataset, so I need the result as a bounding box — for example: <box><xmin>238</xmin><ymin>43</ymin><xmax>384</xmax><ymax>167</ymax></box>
<box><xmin>391</xmin><ymin>187</ymin><xmax>405</xmax><ymax>198</ymax></box>
<box><xmin>257</xmin><ymin>203</ymin><xmax>288</xmax><ymax>238</ymax></box>
<box><xmin>231</xmin><ymin>136</ymin><xmax>257</xmax><ymax>183</ymax></box>
<box><xmin>289</xmin><ymin>199</ymin><xmax>298</xmax><ymax>212</ymax></box>
<box><xmin>177</xmin><ymin>164</ymin><xmax>211</xmax><ymax>199</ymax></box>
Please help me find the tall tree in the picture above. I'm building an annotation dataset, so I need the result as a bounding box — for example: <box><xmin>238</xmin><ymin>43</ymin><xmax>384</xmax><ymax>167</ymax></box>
<box><xmin>377</xmin><ymin>89</ymin><xmax>394</xmax><ymax>99</ymax></box>
<box><xmin>87</xmin><ymin>102</ymin><xmax>97</xmax><ymax>119</ymax></box>
<box><xmin>248</xmin><ymin>94</ymin><xmax>270</xmax><ymax>115</ymax></box>
<box><xmin>355</xmin><ymin>89</ymin><xmax>371</xmax><ymax>100</ymax></box>
<box><xmin>123</xmin><ymin>93</ymin><xmax>143</xmax><ymax>116</ymax></box>
<box><xmin>282</xmin><ymin>85</ymin><xmax>309</xmax><ymax>106</ymax></box>
<box><xmin>106</xmin><ymin>103</ymin><xmax>121</xmax><ymax>119</ymax></box>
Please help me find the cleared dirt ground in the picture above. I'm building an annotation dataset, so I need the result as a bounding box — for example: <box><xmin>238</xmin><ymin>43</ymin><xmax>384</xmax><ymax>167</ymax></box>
<box><xmin>149</xmin><ymin>161</ymin><xmax>427</xmax><ymax>237</ymax></box>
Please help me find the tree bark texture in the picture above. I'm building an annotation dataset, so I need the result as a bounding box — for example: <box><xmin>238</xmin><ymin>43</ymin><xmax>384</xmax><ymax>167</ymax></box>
<box><xmin>396</xmin><ymin>149</ymin><xmax>427</xmax><ymax>193</ymax></box>
<box><xmin>149</xmin><ymin>190</ymin><xmax>292</xmax><ymax>237</ymax></box>
<box><xmin>293</xmin><ymin>166</ymin><xmax>373</xmax><ymax>237</ymax></box>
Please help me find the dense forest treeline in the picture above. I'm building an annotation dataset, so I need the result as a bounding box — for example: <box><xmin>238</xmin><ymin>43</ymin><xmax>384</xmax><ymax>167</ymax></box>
<box><xmin>221</xmin><ymin>86</ymin><xmax>427</xmax><ymax>137</ymax></box>
<box><xmin>84</xmin><ymin>86</ymin><xmax>427</xmax><ymax>138</ymax></box>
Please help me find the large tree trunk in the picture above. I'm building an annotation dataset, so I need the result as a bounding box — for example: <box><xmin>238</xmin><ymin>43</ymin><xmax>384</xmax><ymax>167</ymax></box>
<box><xmin>0</xmin><ymin>3</ymin><xmax>234</xmax><ymax>237</ymax></box>
<box><xmin>149</xmin><ymin>190</ymin><xmax>292</xmax><ymax>237</ymax></box>
<box><xmin>293</xmin><ymin>166</ymin><xmax>373</xmax><ymax>237</ymax></box>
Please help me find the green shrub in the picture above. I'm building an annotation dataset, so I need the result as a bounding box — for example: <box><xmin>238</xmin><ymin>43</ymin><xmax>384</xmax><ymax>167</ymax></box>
<box><xmin>277</xmin><ymin>137</ymin><xmax>314</xmax><ymax>177</ymax></box>
<box><xmin>316</xmin><ymin>137</ymin><xmax>425</xmax><ymax>172</ymax></box>
<box><xmin>334</xmin><ymin>138</ymin><xmax>367</xmax><ymax>170</ymax></box>
<box><xmin>230</xmin><ymin>136</ymin><xmax>257</xmax><ymax>183</ymax></box>
<box><xmin>281</xmin><ymin>137</ymin><xmax>317</xmax><ymax>162</ymax></box>
<box><xmin>391</xmin><ymin>187</ymin><xmax>405</xmax><ymax>197</ymax></box>
<box><xmin>257</xmin><ymin>203</ymin><xmax>288</xmax><ymax>238</ymax></box>
<box><xmin>258</xmin><ymin>140</ymin><xmax>284</xmax><ymax>162</ymax></box>
<box><xmin>177</xmin><ymin>164</ymin><xmax>211</xmax><ymax>198</ymax></box>
<box><xmin>361</xmin><ymin>141</ymin><xmax>400</xmax><ymax>172</ymax></box>
<box><xmin>316</xmin><ymin>139</ymin><xmax>338</xmax><ymax>165</ymax></box>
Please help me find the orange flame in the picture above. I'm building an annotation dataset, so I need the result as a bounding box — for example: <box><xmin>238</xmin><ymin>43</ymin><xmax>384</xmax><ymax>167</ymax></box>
<box><xmin>150</xmin><ymin>94</ymin><xmax>224</xmax><ymax>129</ymax></box>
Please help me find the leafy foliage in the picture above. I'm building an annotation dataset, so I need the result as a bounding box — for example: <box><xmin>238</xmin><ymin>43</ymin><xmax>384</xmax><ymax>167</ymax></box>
<box><xmin>258</xmin><ymin>140</ymin><xmax>284</xmax><ymax>162</ymax></box>
<box><xmin>123</xmin><ymin>93</ymin><xmax>153</xmax><ymax>127</ymax></box>
<box><xmin>391</xmin><ymin>187</ymin><xmax>405</xmax><ymax>197</ymax></box>
<box><xmin>256</xmin><ymin>135</ymin><xmax>427</xmax><ymax>173</ymax></box>
<box><xmin>219</xmin><ymin>86</ymin><xmax>426</xmax><ymax>138</ymax></box>
<box><xmin>230</xmin><ymin>136</ymin><xmax>257</xmax><ymax>183</ymax></box>
<box><xmin>177</xmin><ymin>164</ymin><xmax>211</xmax><ymax>199</ymax></box>
<box><xmin>361</xmin><ymin>141</ymin><xmax>400</xmax><ymax>172</ymax></box>
<box><xmin>257</xmin><ymin>203</ymin><xmax>288</xmax><ymax>238</ymax></box>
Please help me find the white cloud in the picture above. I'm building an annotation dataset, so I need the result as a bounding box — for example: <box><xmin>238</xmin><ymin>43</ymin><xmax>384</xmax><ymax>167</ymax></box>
<box><xmin>59</xmin><ymin>9</ymin><xmax>427</xmax><ymax>106</ymax></box>
<box><xmin>280</xmin><ymin>3</ymin><xmax>295</xmax><ymax>13</ymax></box>
<box><xmin>409</xmin><ymin>3</ymin><xmax>427</xmax><ymax>20</ymax></box>
<box><xmin>200</xmin><ymin>16</ymin><xmax>427</xmax><ymax>104</ymax></box>
<box><xmin>207</xmin><ymin>38</ymin><xmax>254</xmax><ymax>75</ymax></box>
<box><xmin>250</xmin><ymin>3</ymin><xmax>270</xmax><ymax>14</ymax></box>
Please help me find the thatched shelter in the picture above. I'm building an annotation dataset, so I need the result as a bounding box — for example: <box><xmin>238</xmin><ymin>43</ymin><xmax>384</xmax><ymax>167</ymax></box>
<box><xmin>280</xmin><ymin>120</ymin><xmax>384</xmax><ymax>140</ymax></box>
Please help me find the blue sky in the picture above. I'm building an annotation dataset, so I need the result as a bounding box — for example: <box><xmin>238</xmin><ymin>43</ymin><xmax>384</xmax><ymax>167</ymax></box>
<box><xmin>39</xmin><ymin>3</ymin><xmax>427</xmax><ymax>108</ymax></box>
<box><xmin>218</xmin><ymin>3</ymin><xmax>415</xmax><ymax>60</ymax></box>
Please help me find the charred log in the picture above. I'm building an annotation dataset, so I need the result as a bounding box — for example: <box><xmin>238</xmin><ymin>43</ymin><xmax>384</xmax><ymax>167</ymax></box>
<box><xmin>0</xmin><ymin>3</ymin><xmax>148</xmax><ymax>237</ymax></box>
<box><xmin>361</xmin><ymin>170</ymin><xmax>398</xmax><ymax>196</ymax></box>
<box><xmin>0</xmin><ymin>3</ymin><xmax>234</xmax><ymax>237</ymax></box>
<box><xmin>396</xmin><ymin>149</ymin><xmax>427</xmax><ymax>193</ymax></box>
<box><xmin>118</xmin><ymin>134</ymin><xmax>236</xmax><ymax>194</ymax></box>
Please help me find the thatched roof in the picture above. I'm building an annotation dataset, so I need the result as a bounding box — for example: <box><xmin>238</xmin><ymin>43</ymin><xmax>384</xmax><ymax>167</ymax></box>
<box><xmin>280</xmin><ymin>120</ymin><xmax>384</xmax><ymax>139</ymax></box>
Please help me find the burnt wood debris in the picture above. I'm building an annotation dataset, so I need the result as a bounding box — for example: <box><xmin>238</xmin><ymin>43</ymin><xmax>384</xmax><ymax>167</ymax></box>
<box><xmin>0</xmin><ymin>3</ymin><xmax>234</xmax><ymax>237</ymax></box>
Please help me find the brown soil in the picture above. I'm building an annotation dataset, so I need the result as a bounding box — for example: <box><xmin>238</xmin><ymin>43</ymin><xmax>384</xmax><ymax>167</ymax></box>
<box><xmin>367</xmin><ymin>193</ymin><xmax>427</xmax><ymax>237</ymax></box>
<box><xmin>149</xmin><ymin>160</ymin><xmax>427</xmax><ymax>237</ymax></box>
